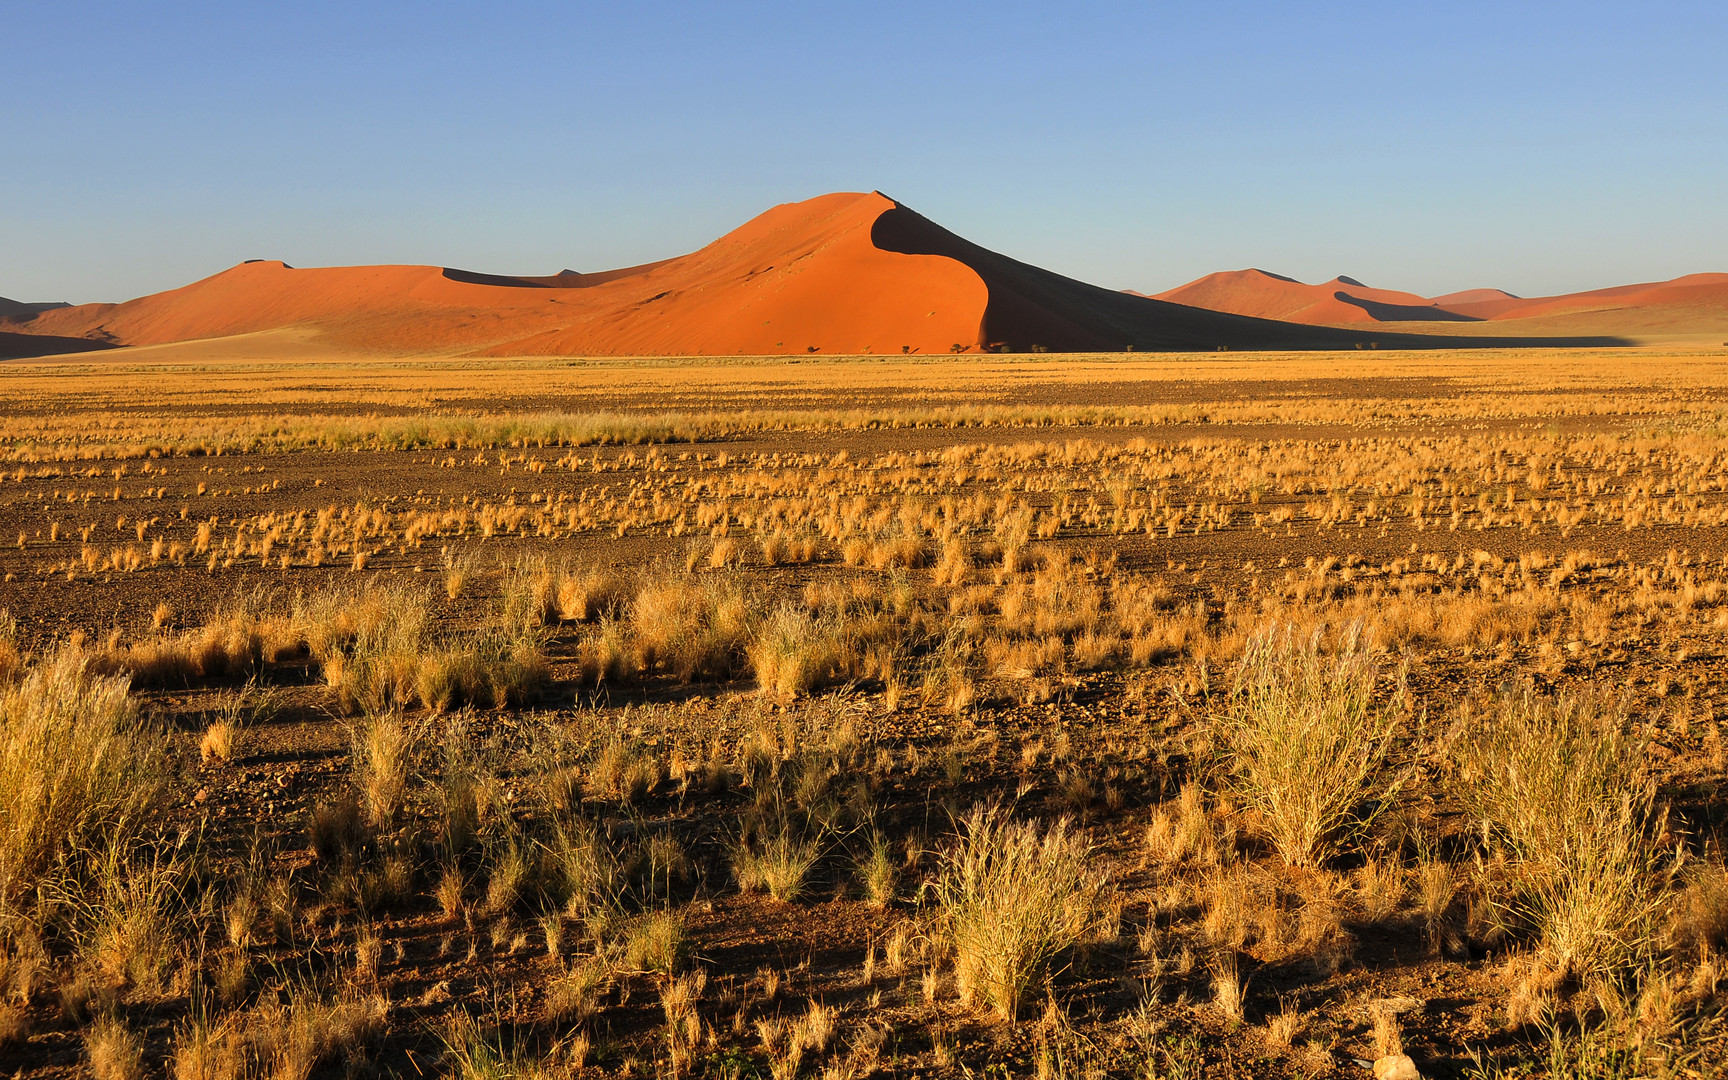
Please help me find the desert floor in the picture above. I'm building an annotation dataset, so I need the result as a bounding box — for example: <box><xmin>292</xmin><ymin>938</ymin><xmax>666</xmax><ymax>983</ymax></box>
<box><xmin>1</xmin><ymin>345</ymin><xmax>1726</xmax><ymax>1079</ymax></box>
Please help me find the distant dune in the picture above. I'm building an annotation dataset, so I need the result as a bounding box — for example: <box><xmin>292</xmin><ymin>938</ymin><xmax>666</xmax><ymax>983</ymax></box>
<box><xmin>1431</xmin><ymin>287</ymin><xmax>1520</xmax><ymax>307</ymax></box>
<box><xmin>0</xmin><ymin>330</ymin><xmax>117</xmax><ymax>360</ymax></box>
<box><xmin>1153</xmin><ymin>269</ymin><xmax>1471</xmax><ymax>324</ymax></box>
<box><xmin>0</xmin><ymin>297</ymin><xmax>72</xmax><ymax>320</ymax></box>
<box><xmin>1</xmin><ymin>193</ymin><xmax>1632</xmax><ymax>358</ymax></box>
<box><xmin>1155</xmin><ymin>269</ymin><xmax>1728</xmax><ymax>340</ymax></box>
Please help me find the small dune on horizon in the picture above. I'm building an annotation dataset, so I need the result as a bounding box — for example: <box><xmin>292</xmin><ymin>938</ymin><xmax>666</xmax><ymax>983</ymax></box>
<box><xmin>1152</xmin><ymin>268</ymin><xmax>1467</xmax><ymax>325</ymax></box>
<box><xmin>1155</xmin><ymin>268</ymin><xmax>1728</xmax><ymax>340</ymax></box>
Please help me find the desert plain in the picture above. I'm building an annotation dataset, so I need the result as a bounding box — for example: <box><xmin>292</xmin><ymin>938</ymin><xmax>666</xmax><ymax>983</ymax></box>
<box><xmin>0</xmin><ymin>335</ymin><xmax>1727</xmax><ymax>1079</ymax></box>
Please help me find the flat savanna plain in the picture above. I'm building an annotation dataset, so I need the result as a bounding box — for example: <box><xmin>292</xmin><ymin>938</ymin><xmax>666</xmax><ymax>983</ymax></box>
<box><xmin>3</xmin><ymin>345</ymin><xmax>1728</xmax><ymax>1080</ymax></box>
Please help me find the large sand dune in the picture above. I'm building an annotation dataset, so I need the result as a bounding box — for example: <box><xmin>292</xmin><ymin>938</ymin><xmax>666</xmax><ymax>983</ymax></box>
<box><xmin>1</xmin><ymin>193</ymin><xmax>1631</xmax><ymax>357</ymax></box>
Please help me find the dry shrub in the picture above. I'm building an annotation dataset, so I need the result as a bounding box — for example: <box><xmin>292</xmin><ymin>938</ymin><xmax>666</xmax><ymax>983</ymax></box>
<box><xmin>587</xmin><ymin>735</ymin><xmax>662</xmax><ymax>804</ymax></box>
<box><xmin>0</xmin><ymin>614</ymin><xmax>20</xmax><ymax>685</ymax></box>
<box><xmin>309</xmin><ymin>577</ymin><xmax>545</xmax><ymax>712</ymax></box>
<box><xmin>575</xmin><ymin>617</ymin><xmax>633</xmax><ymax>686</ymax></box>
<box><xmin>417</xmin><ymin>631</ymin><xmax>549</xmax><ymax>713</ymax></box>
<box><xmin>84</xmin><ymin>848</ymin><xmax>188</xmax><ymax>1001</ymax></box>
<box><xmin>242</xmin><ymin>992</ymin><xmax>387</xmax><ymax>1079</ymax></box>
<box><xmin>1212</xmin><ymin>624</ymin><xmax>1405</xmax><ymax>867</ymax></box>
<box><xmin>733</xmin><ymin>815</ymin><xmax>821</xmax><ymax>902</ymax></box>
<box><xmin>1454</xmin><ymin>686</ymin><xmax>1670</xmax><ymax>981</ymax></box>
<box><xmin>857</xmin><ymin>832</ymin><xmax>897</xmax><ymax>908</ymax></box>
<box><xmin>621</xmin><ymin>909</ymin><xmax>688</xmax><ymax>975</ymax></box>
<box><xmin>1671</xmin><ymin>862</ymin><xmax>1728</xmax><ymax>962</ymax></box>
<box><xmin>749</xmin><ymin>604</ymin><xmax>858</xmax><ymax>698</ymax></box>
<box><xmin>546</xmin><ymin>955</ymin><xmax>612</xmax><ymax>1023</ymax></box>
<box><xmin>540</xmin><ymin>819</ymin><xmax>624</xmax><ymax>914</ymax></box>
<box><xmin>0</xmin><ymin>649</ymin><xmax>166</xmax><ymax>906</ymax></box>
<box><xmin>555</xmin><ymin>562</ymin><xmax>627</xmax><ymax>622</ymax></box>
<box><xmin>353</xmin><ymin>711</ymin><xmax>411</xmax><ymax>827</ymax></box>
<box><xmin>85</xmin><ymin>1016</ymin><xmax>145</xmax><ymax>1080</ymax></box>
<box><xmin>1144</xmin><ymin>782</ymin><xmax>1227</xmax><ymax>867</ymax></box>
<box><xmin>632</xmin><ymin>572</ymin><xmax>751</xmax><ymax>682</ymax></box>
<box><xmin>440</xmin><ymin>1008</ymin><xmax>566</xmax><ymax>1080</ymax></box>
<box><xmin>308</xmin><ymin>796</ymin><xmax>370</xmax><ymax>867</ymax></box>
<box><xmin>199</xmin><ymin>720</ymin><xmax>238</xmax><ymax>765</ymax></box>
<box><xmin>500</xmin><ymin>557</ymin><xmax>557</xmax><ymax>628</ymax></box>
<box><xmin>937</xmin><ymin>804</ymin><xmax>1103</xmax><ymax>1021</ymax></box>
<box><xmin>171</xmin><ymin>1013</ymin><xmax>245</xmax><ymax>1080</ymax></box>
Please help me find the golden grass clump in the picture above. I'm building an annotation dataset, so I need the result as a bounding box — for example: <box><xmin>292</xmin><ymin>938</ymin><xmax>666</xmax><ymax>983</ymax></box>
<box><xmin>937</xmin><ymin>804</ymin><xmax>1103</xmax><ymax>1021</ymax></box>
<box><xmin>748</xmin><ymin>604</ymin><xmax>852</xmax><ymax>698</ymax></box>
<box><xmin>85</xmin><ymin>1016</ymin><xmax>146</xmax><ymax>1080</ymax></box>
<box><xmin>308</xmin><ymin>579</ymin><xmax>547</xmax><ymax>712</ymax></box>
<box><xmin>353</xmin><ymin>711</ymin><xmax>412</xmax><ymax>826</ymax></box>
<box><xmin>733</xmin><ymin>815</ymin><xmax>822</xmax><ymax>902</ymax></box>
<box><xmin>0</xmin><ymin>649</ymin><xmax>166</xmax><ymax>906</ymax></box>
<box><xmin>1212</xmin><ymin>624</ymin><xmax>1404</xmax><ymax>867</ymax></box>
<box><xmin>1453</xmin><ymin>686</ymin><xmax>1671</xmax><ymax>981</ymax></box>
<box><xmin>631</xmin><ymin>572</ymin><xmax>751</xmax><ymax>682</ymax></box>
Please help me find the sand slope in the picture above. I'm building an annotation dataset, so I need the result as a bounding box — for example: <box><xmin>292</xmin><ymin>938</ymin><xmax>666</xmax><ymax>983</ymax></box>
<box><xmin>8</xmin><ymin>194</ymin><xmax>989</xmax><ymax>357</ymax></box>
<box><xmin>2</xmin><ymin>193</ymin><xmax>1628</xmax><ymax>357</ymax></box>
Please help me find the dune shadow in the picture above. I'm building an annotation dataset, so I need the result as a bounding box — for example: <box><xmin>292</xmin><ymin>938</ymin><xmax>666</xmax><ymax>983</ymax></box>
<box><xmin>442</xmin><ymin>259</ymin><xmax>674</xmax><ymax>290</ymax></box>
<box><xmin>1334</xmin><ymin>291</ymin><xmax>1482</xmax><ymax>323</ymax></box>
<box><xmin>0</xmin><ymin>331</ymin><xmax>122</xmax><ymax>360</ymax></box>
<box><xmin>870</xmin><ymin>197</ymin><xmax>1629</xmax><ymax>352</ymax></box>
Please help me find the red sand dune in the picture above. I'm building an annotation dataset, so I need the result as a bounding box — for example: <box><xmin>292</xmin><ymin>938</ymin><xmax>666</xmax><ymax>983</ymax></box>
<box><xmin>1153</xmin><ymin>269</ymin><xmax>1473</xmax><ymax>324</ymax></box>
<box><xmin>1431</xmin><ymin>287</ymin><xmax>1519</xmax><ymax>307</ymax></box>
<box><xmin>1443</xmin><ymin>273</ymin><xmax>1728</xmax><ymax>323</ymax></box>
<box><xmin>1157</xmin><ymin>269</ymin><xmax>1728</xmax><ymax>337</ymax></box>
<box><xmin>2</xmin><ymin>192</ymin><xmax>1625</xmax><ymax>357</ymax></box>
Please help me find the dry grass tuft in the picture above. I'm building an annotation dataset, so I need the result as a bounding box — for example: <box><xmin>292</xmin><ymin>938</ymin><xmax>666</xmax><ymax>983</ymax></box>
<box><xmin>352</xmin><ymin>711</ymin><xmax>412</xmax><ymax>827</ymax></box>
<box><xmin>0</xmin><ymin>649</ymin><xmax>166</xmax><ymax>906</ymax></box>
<box><xmin>1212</xmin><ymin>624</ymin><xmax>1405</xmax><ymax>867</ymax></box>
<box><xmin>937</xmin><ymin>804</ymin><xmax>1103</xmax><ymax>1021</ymax></box>
<box><xmin>733</xmin><ymin>816</ymin><xmax>822</xmax><ymax>902</ymax></box>
<box><xmin>1454</xmin><ymin>686</ymin><xmax>1671</xmax><ymax>981</ymax></box>
<box><xmin>85</xmin><ymin>1016</ymin><xmax>145</xmax><ymax>1080</ymax></box>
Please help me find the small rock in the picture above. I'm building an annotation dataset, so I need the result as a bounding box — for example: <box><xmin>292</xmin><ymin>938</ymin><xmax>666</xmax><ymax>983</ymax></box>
<box><xmin>1372</xmin><ymin>1054</ymin><xmax>1421</xmax><ymax>1080</ymax></box>
<box><xmin>418</xmin><ymin>980</ymin><xmax>452</xmax><ymax>1005</ymax></box>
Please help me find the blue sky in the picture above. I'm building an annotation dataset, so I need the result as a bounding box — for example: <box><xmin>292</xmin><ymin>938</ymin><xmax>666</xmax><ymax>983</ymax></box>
<box><xmin>4</xmin><ymin>1</ymin><xmax>1725</xmax><ymax>303</ymax></box>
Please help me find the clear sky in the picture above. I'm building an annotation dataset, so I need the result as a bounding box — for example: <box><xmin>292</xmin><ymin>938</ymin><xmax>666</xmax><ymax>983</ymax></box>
<box><xmin>4</xmin><ymin>1</ymin><xmax>1725</xmax><ymax>304</ymax></box>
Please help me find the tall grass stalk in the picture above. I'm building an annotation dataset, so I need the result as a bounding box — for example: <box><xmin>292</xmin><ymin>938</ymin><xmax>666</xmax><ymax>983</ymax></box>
<box><xmin>1212</xmin><ymin>624</ymin><xmax>1404</xmax><ymax>867</ymax></box>
<box><xmin>936</xmin><ymin>804</ymin><xmax>1102</xmax><ymax>1021</ymax></box>
<box><xmin>0</xmin><ymin>649</ymin><xmax>167</xmax><ymax>908</ymax></box>
<box><xmin>1455</xmin><ymin>687</ymin><xmax>1671</xmax><ymax>980</ymax></box>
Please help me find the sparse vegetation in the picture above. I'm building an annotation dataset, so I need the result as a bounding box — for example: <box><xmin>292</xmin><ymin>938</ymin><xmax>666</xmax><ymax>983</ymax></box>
<box><xmin>0</xmin><ymin>351</ymin><xmax>1723</xmax><ymax>1076</ymax></box>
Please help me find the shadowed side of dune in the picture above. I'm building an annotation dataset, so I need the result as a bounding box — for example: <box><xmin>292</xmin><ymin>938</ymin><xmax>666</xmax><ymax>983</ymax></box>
<box><xmin>440</xmin><ymin>260</ymin><xmax>675</xmax><ymax>290</ymax></box>
<box><xmin>0</xmin><ymin>331</ymin><xmax>121</xmax><ymax>360</ymax></box>
<box><xmin>872</xmin><ymin>203</ymin><xmax>1624</xmax><ymax>351</ymax></box>
<box><xmin>1334</xmin><ymin>292</ymin><xmax>1481</xmax><ymax>322</ymax></box>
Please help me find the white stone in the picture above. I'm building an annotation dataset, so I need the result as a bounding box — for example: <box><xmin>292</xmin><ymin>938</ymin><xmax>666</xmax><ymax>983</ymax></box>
<box><xmin>1372</xmin><ymin>1054</ymin><xmax>1421</xmax><ymax>1080</ymax></box>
